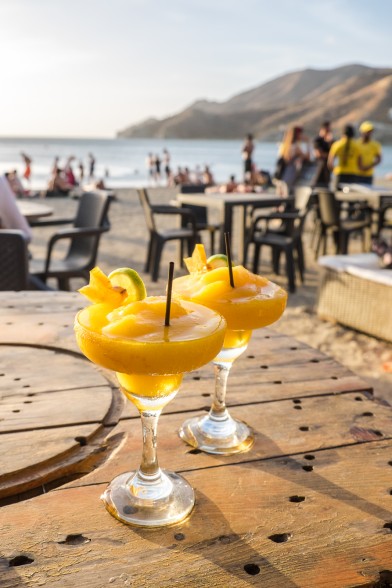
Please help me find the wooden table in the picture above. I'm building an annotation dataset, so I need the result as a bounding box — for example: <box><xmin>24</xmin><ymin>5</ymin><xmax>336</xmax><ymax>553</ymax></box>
<box><xmin>1</xmin><ymin>292</ymin><xmax>392</xmax><ymax>587</ymax></box>
<box><xmin>17</xmin><ymin>200</ymin><xmax>53</xmax><ymax>222</ymax></box>
<box><xmin>176</xmin><ymin>192</ymin><xmax>291</xmax><ymax>262</ymax></box>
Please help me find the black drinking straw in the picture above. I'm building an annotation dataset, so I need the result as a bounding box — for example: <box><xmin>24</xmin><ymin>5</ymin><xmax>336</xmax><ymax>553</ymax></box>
<box><xmin>224</xmin><ymin>232</ymin><xmax>235</xmax><ymax>288</ymax></box>
<box><xmin>165</xmin><ymin>262</ymin><xmax>175</xmax><ymax>326</ymax></box>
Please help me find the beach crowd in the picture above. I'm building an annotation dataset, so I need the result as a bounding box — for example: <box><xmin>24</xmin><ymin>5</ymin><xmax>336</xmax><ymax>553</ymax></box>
<box><xmin>237</xmin><ymin>121</ymin><xmax>383</xmax><ymax>196</ymax></box>
<box><xmin>269</xmin><ymin>120</ymin><xmax>382</xmax><ymax>197</ymax></box>
<box><xmin>143</xmin><ymin>120</ymin><xmax>383</xmax><ymax>197</ymax></box>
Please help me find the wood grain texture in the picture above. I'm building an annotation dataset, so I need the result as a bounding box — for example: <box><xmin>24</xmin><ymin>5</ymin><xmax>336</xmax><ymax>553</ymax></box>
<box><xmin>0</xmin><ymin>441</ymin><xmax>391</xmax><ymax>588</ymax></box>
<box><xmin>64</xmin><ymin>391</ymin><xmax>392</xmax><ymax>488</ymax></box>
<box><xmin>0</xmin><ymin>291</ymin><xmax>390</xmax><ymax>588</ymax></box>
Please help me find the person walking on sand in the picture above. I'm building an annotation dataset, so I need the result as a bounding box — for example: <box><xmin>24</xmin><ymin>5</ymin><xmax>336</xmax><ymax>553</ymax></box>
<box><xmin>357</xmin><ymin>121</ymin><xmax>382</xmax><ymax>185</ymax></box>
<box><xmin>20</xmin><ymin>152</ymin><xmax>32</xmax><ymax>182</ymax></box>
<box><xmin>88</xmin><ymin>153</ymin><xmax>96</xmax><ymax>179</ymax></box>
<box><xmin>328</xmin><ymin>125</ymin><xmax>361</xmax><ymax>188</ymax></box>
<box><xmin>242</xmin><ymin>133</ymin><xmax>254</xmax><ymax>181</ymax></box>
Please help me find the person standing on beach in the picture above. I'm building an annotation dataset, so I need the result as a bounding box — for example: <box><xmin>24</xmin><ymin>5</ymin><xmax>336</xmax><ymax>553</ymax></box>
<box><xmin>163</xmin><ymin>148</ymin><xmax>171</xmax><ymax>185</ymax></box>
<box><xmin>88</xmin><ymin>153</ymin><xmax>96</xmax><ymax>179</ymax></box>
<box><xmin>20</xmin><ymin>152</ymin><xmax>32</xmax><ymax>182</ymax></box>
<box><xmin>154</xmin><ymin>154</ymin><xmax>161</xmax><ymax>183</ymax></box>
<box><xmin>146</xmin><ymin>153</ymin><xmax>155</xmax><ymax>184</ymax></box>
<box><xmin>357</xmin><ymin>121</ymin><xmax>382</xmax><ymax>185</ymax></box>
<box><xmin>78</xmin><ymin>160</ymin><xmax>85</xmax><ymax>183</ymax></box>
<box><xmin>242</xmin><ymin>134</ymin><xmax>254</xmax><ymax>181</ymax></box>
<box><xmin>317</xmin><ymin>121</ymin><xmax>334</xmax><ymax>148</ymax></box>
<box><xmin>277</xmin><ymin>126</ymin><xmax>310</xmax><ymax>196</ymax></box>
<box><xmin>328</xmin><ymin>125</ymin><xmax>361</xmax><ymax>188</ymax></box>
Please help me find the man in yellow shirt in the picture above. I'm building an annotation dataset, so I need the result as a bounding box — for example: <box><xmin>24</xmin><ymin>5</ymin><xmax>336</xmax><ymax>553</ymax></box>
<box><xmin>357</xmin><ymin>121</ymin><xmax>382</xmax><ymax>185</ymax></box>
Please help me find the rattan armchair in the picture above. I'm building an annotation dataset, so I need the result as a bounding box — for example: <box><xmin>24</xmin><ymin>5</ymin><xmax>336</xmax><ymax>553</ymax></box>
<box><xmin>0</xmin><ymin>230</ymin><xmax>51</xmax><ymax>291</ymax></box>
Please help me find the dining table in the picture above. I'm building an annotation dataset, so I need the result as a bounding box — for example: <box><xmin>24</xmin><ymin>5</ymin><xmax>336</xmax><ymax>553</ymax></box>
<box><xmin>17</xmin><ymin>200</ymin><xmax>54</xmax><ymax>222</ymax></box>
<box><xmin>1</xmin><ymin>291</ymin><xmax>392</xmax><ymax>587</ymax></box>
<box><xmin>176</xmin><ymin>191</ymin><xmax>293</xmax><ymax>263</ymax></box>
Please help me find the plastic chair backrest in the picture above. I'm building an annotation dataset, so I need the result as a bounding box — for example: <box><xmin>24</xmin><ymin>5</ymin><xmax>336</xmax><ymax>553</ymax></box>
<box><xmin>67</xmin><ymin>192</ymin><xmax>111</xmax><ymax>260</ymax></box>
<box><xmin>0</xmin><ymin>230</ymin><xmax>29</xmax><ymax>290</ymax></box>
<box><xmin>317</xmin><ymin>191</ymin><xmax>340</xmax><ymax>227</ymax></box>
<box><xmin>137</xmin><ymin>189</ymin><xmax>157</xmax><ymax>233</ymax></box>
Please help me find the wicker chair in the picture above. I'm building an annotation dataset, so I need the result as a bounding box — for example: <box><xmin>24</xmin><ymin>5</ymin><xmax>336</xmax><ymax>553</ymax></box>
<box><xmin>0</xmin><ymin>230</ymin><xmax>51</xmax><ymax>291</ymax></box>
<box><xmin>317</xmin><ymin>254</ymin><xmax>392</xmax><ymax>342</ymax></box>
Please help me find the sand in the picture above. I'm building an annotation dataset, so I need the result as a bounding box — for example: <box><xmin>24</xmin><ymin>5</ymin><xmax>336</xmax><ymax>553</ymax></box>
<box><xmin>28</xmin><ymin>187</ymin><xmax>392</xmax><ymax>404</ymax></box>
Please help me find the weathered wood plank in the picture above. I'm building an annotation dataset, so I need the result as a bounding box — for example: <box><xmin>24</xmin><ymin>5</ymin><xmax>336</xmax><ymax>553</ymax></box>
<box><xmin>1</xmin><ymin>441</ymin><xmax>391</xmax><ymax>587</ymax></box>
<box><xmin>66</xmin><ymin>392</ymin><xmax>392</xmax><ymax>487</ymax></box>
<box><xmin>0</xmin><ymin>346</ymin><xmax>106</xmax><ymax>396</ymax></box>
<box><xmin>0</xmin><ymin>291</ymin><xmax>83</xmax><ymax>314</ymax></box>
<box><xmin>0</xmin><ymin>424</ymin><xmax>101</xmax><ymax>478</ymax></box>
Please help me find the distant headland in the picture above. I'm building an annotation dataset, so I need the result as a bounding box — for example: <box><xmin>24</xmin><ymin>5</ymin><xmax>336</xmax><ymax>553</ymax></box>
<box><xmin>117</xmin><ymin>64</ymin><xmax>392</xmax><ymax>142</ymax></box>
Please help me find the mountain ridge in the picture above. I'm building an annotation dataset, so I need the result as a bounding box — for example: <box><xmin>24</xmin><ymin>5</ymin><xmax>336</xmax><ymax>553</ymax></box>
<box><xmin>118</xmin><ymin>64</ymin><xmax>392</xmax><ymax>142</ymax></box>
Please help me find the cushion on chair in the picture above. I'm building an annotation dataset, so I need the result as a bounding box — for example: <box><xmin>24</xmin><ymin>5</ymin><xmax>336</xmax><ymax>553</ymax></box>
<box><xmin>318</xmin><ymin>253</ymin><xmax>392</xmax><ymax>287</ymax></box>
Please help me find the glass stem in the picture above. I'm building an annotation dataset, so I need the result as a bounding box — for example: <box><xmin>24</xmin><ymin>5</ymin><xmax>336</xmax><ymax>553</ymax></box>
<box><xmin>210</xmin><ymin>363</ymin><xmax>232</xmax><ymax>420</ymax></box>
<box><xmin>139</xmin><ymin>409</ymin><xmax>162</xmax><ymax>479</ymax></box>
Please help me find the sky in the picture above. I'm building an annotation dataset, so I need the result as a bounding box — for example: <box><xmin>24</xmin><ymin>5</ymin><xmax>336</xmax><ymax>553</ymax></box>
<box><xmin>0</xmin><ymin>0</ymin><xmax>391</xmax><ymax>138</ymax></box>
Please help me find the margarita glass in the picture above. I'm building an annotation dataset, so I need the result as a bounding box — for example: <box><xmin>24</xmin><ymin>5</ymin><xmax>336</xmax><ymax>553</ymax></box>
<box><xmin>172</xmin><ymin>245</ymin><xmax>287</xmax><ymax>455</ymax></box>
<box><xmin>74</xmin><ymin>267</ymin><xmax>226</xmax><ymax>526</ymax></box>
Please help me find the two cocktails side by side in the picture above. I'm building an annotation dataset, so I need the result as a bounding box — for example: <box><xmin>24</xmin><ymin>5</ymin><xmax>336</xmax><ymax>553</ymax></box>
<box><xmin>74</xmin><ymin>248</ymin><xmax>287</xmax><ymax>527</ymax></box>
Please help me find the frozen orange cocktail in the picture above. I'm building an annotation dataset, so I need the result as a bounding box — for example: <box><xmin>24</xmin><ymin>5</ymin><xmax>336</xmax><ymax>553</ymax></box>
<box><xmin>74</xmin><ymin>266</ymin><xmax>226</xmax><ymax>526</ymax></box>
<box><xmin>172</xmin><ymin>244</ymin><xmax>287</xmax><ymax>454</ymax></box>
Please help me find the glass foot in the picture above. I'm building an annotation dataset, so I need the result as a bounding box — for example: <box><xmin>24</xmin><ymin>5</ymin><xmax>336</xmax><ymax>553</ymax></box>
<box><xmin>179</xmin><ymin>412</ymin><xmax>254</xmax><ymax>455</ymax></box>
<box><xmin>101</xmin><ymin>470</ymin><xmax>195</xmax><ymax>527</ymax></box>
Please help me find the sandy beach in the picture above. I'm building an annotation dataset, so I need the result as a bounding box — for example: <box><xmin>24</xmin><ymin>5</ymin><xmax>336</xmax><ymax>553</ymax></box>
<box><xmin>28</xmin><ymin>187</ymin><xmax>392</xmax><ymax>404</ymax></box>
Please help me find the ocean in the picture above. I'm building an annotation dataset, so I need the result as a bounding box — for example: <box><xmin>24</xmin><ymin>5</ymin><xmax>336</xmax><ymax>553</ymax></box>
<box><xmin>0</xmin><ymin>137</ymin><xmax>391</xmax><ymax>190</ymax></box>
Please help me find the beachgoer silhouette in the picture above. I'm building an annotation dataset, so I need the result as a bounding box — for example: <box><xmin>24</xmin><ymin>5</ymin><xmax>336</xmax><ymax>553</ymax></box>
<box><xmin>202</xmin><ymin>165</ymin><xmax>214</xmax><ymax>186</ymax></box>
<box><xmin>242</xmin><ymin>134</ymin><xmax>254</xmax><ymax>181</ymax></box>
<box><xmin>357</xmin><ymin>121</ymin><xmax>382</xmax><ymax>185</ymax></box>
<box><xmin>65</xmin><ymin>156</ymin><xmax>77</xmax><ymax>186</ymax></box>
<box><xmin>277</xmin><ymin>126</ymin><xmax>310</xmax><ymax>196</ymax></box>
<box><xmin>5</xmin><ymin>170</ymin><xmax>26</xmax><ymax>197</ymax></box>
<box><xmin>78</xmin><ymin>160</ymin><xmax>84</xmax><ymax>183</ymax></box>
<box><xmin>146</xmin><ymin>153</ymin><xmax>154</xmax><ymax>183</ymax></box>
<box><xmin>163</xmin><ymin>148</ymin><xmax>171</xmax><ymax>183</ymax></box>
<box><xmin>52</xmin><ymin>156</ymin><xmax>60</xmax><ymax>175</ymax></box>
<box><xmin>154</xmin><ymin>155</ymin><xmax>161</xmax><ymax>182</ymax></box>
<box><xmin>317</xmin><ymin>121</ymin><xmax>334</xmax><ymax>148</ymax></box>
<box><xmin>21</xmin><ymin>152</ymin><xmax>32</xmax><ymax>182</ymax></box>
<box><xmin>328</xmin><ymin>125</ymin><xmax>361</xmax><ymax>188</ymax></box>
<box><xmin>88</xmin><ymin>153</ymin><xmax>96</xmax><ymax>179</ymax></box>
<box><xmin>311</xmin><ymin>137</ymin><xmax>331</xmax><ymax>188</ymax></box>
